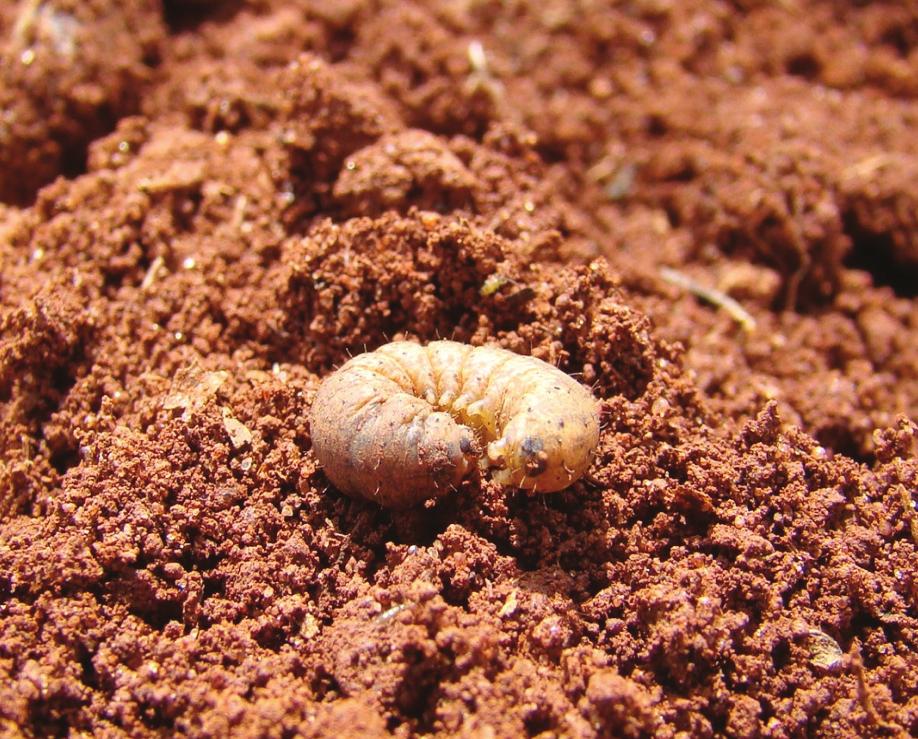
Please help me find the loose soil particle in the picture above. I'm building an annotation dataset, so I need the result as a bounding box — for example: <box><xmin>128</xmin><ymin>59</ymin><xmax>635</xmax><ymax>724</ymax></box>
<box><xmin>0</xmin><ymin>1</ymin><xmax>916</xmax><ymax>737</ymax></box>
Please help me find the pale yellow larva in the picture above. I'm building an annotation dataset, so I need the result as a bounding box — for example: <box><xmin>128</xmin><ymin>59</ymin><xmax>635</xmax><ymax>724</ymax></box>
<box><xmin>309</xmin><ymin>340</ymin><xmax>601</xmax><ymax>508</ymax></box>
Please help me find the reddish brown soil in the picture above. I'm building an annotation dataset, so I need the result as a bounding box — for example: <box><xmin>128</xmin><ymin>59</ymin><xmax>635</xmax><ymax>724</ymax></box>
<box><xmin>1</xmin><ymin>1</ymin><xmax>917</xmax><ymax>736</ymax></box>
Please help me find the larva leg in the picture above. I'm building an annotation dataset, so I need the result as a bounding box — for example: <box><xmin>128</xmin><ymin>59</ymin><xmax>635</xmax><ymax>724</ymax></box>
<box><xmin>446</xmin><ymin>346</ymin><xmax>516</xmax><ymax>436</ymax></box>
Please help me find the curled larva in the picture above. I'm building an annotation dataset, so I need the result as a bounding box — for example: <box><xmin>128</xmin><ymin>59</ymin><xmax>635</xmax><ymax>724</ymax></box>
<box><xmin>309</xmin><ymin>340</ymin><xmax>601</xmax><ymax>508</ymax></box>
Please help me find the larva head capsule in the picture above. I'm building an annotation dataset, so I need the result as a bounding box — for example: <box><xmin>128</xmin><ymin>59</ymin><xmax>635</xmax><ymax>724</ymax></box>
<box><xmin>486</xmin><ymin>401</ymin><xmax>601</xmax><ymax>493</ymax></box>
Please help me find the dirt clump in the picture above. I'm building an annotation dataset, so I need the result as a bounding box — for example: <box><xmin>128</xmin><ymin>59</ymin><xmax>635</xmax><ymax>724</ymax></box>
<box><xmin>0</xmin><ymin>0</ymin><xmax>164</xmax><ymax>204</ymax></box>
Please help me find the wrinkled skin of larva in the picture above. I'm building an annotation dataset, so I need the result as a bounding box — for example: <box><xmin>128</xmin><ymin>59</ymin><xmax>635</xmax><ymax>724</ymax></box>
<box><xmin>309</xmin><ymin>341</ymin><xmax>601</xmax><ymax>508</ymax></box>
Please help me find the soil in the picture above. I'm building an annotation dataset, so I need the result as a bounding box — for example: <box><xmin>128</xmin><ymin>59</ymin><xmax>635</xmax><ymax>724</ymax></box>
<box><xmin>1</xmin><ymin>1</ymin><xmax>916</xmax><ymax>737</ymax></box>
